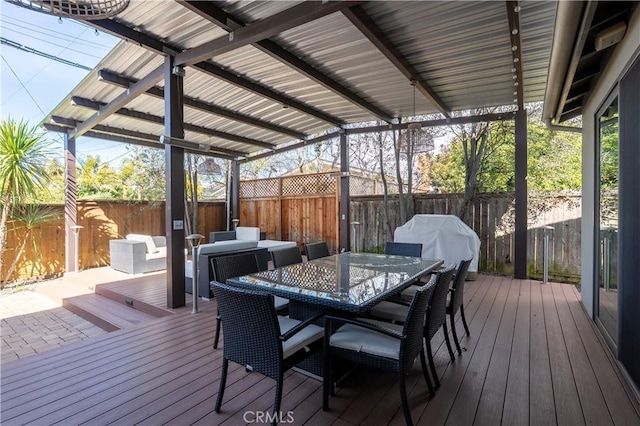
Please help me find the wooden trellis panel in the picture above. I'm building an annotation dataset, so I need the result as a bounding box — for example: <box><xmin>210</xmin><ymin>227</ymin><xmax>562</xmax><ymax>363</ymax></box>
<box><xmin>281</xmin><ymin>173</ymin><xmax>336</xmax><ymax>196</ymax></box>
<box><xmin>240</xmin><ymin>178</ymin><xmax>280</xmax><ymax>198</ymax></box>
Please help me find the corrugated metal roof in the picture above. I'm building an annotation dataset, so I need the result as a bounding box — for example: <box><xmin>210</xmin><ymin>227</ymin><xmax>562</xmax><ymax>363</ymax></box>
<box><xmin>43</xmin><ymin>1</ymin><xmax>557</xmax><ymax>158</ymax></box>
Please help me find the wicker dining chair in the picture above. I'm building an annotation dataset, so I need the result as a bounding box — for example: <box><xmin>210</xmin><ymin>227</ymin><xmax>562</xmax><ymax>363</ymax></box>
<box><xmin>323</xmin><ymin>281</ymin><xmax>437</xmax><ymax>426</ymax></box>
<box><xmin>384</xmin><ymin>242</ymin><xmax>423</xmax><ymax>258</ymax></box>
<box><xmin>304</xmin><ymin>241</ymin><xmax>330</xmax><ymax>260</ymax></box>
<box><xmin>369</xmin><ymin>265</ymin><xmax>457</xmax><ymax>389</ymax></box>
<box><xmin>212</xmin><ymin>282</ymin><xmax>324</xmax><ymax>426</ymax></box>
<box><xmin>211</xmin><ymin>252</ymin><xmax>288</xmax><ymax>349</ymax></box>
<box><xmin>272</xmin><ymin>246</ymin><xmax>303</xmax><ymax>268</ymax></box>
<box><xmin>447</xmin><ymin>258</ymin><xmax>473</xmax><ymax>355</ymax></box>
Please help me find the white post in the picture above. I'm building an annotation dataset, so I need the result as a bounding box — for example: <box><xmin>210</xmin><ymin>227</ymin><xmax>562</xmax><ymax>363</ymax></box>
<box><xmin>70</xmin><ymin>225</ymin><xmax>83</xmax><ymax>273</ymax></box>
<box><xmin>542</xmin><ymin>226</ymin><xmax>554</xmax><ymax>284</ymax></box>
<box><xmin>186</xmin><ymin>234</ymin><xmax>204</xmax><ymax>313</ymax></box>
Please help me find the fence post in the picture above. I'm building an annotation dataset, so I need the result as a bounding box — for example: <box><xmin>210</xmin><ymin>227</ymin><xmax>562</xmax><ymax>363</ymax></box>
<box><xmin>542</xmin><ymin>226</ymin><xmax>554</xmax><ymax>284</ymax></box>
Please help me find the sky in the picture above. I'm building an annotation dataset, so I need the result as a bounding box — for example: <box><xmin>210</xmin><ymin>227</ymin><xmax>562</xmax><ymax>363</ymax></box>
<box><xmin>0</xmin><ymin>2</ymin><xmax>130</xmax><ymax>165</ymax></box>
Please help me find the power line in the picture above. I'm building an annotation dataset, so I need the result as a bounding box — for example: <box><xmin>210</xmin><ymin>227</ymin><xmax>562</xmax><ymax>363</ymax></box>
<box><xmin>1</xmin><ymin>26</ymin><xmax>105</xmax><ymax>59</ymax></box>
<box><xmin>0</xmin><ymin>53</ymin><xmax>46</xmax><ymax>116</ymax></box>
<box><xmin>0</xmin><ymin>17</ymin><xmax>114</xmax><ymax>49</ymax></box>
<box><xmin>0</xmin><ymin>37</ymin><xmax>92</xmax><ymax>70</ymax></box>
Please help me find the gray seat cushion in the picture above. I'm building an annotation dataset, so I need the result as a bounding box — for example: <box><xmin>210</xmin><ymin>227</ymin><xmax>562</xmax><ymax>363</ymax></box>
<box><xmin>330</xmin><ymin>318</ymin><xmax>404</xmax><ymax>360</ymax></box>
<box><xmin>369</xmin><ymin>301</ymin><xmax>409</xmax><ymax>324</ymax></box>
<box><xmin>277</xmin><ymin>316</ymin><xmax>323</xmax><ymax>359</ymax></box>
<box><xmin>274</xmin><ymin>296</ymin><xmax>289</xmax><ymax>311</ymax></box>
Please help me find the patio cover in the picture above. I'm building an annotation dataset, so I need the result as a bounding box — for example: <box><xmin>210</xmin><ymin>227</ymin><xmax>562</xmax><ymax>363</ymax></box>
<box><xmin>20</xmin><ymin>0</ymin><xmax>561</xmax><ymax>307</ymax></box>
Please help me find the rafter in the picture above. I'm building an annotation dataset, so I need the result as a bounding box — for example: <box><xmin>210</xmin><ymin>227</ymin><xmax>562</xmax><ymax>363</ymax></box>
<box><xmin>98</xmin><ymin>70</ymin><xmax>307</xmax><ymax>140</ymax></box>
<box><xmin>177</xmin><ymin>0</ymin><xmax>393</xmax><ymax>123</ymax></box>
<box><xmin>87</xmin><ymin>19</ymin><xmax>344</xmax><ymax>127</ymax></box>
<box><xmin>70</xmin><ymin>96</ymin><xmax>257</xmax><ymax>155</ymax></box>
<box><xmin>243</xmin><ymin>111</ymin><xmax>513</xmax><ymax>163</ymax></box>
<box><xmin>69</xmin><ymin>65</ymin><xmax>164</xmax><ymax>139</ymax></box>
<box><xmin>342</xmin><ymin>5</ymin><xmax>451</xmax><ymax>118</ymax></box>
<box><xmin>45</xmin><ymin>123</ymin><xmax>234</xmax><ymax>159</ymax></box>
<box><xmin>174</xmin><ymin>1</ymin><xmax>361</xmax><ymax>67</ymax></box>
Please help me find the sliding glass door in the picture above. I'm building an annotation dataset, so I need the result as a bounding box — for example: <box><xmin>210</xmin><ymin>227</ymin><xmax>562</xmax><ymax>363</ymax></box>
<box><xmin>596</xmin><ymin>93</ymin><xmax>619</xmax><ymax>347</ymax></box>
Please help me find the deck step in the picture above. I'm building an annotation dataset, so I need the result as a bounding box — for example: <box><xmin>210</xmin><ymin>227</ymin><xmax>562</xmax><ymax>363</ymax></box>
<box><xmin>62</xmin><ymin>293</ymin><xmax>158</xmax><ymax>332</ymax></box>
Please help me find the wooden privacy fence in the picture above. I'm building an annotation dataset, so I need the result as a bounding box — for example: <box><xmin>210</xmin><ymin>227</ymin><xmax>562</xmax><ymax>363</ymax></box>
<box><xmin>349</xmin><ymin>193</ymin><xmax>582</xmax><ymax>283</ymax></box>
<box><xmin>2</xmin><ymin>201</ymin><xmax>226</xmax><ymax>283</ymax></box>
<box><xmin>240</xmin><ymin>174</ymin><xmax>582</xmax><ymax>283</ymax></box>
<box><xmin>2</xmin><ymin>173</ymin><xmax>581</xmax><ymax>284</ymax></box>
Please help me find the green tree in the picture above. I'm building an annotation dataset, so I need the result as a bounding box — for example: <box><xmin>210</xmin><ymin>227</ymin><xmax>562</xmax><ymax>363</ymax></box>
<box><xmin>120</xmin><ymin>146</ymin><xmax>166</xmax><ymax>200</ymax></box>
<box><xmin>77</xmin><ymin>155</ymin><xmax>121</xmax><ymax>199</ymax></box>
<box><xmin>429</xmin><ymin>107</ymin><xmax>582</xmax><ymax>202</ymax></box>
<box><xmin>0</xmin><ymin>118</ymin><xmax>52</xmax><ymax>285</ymax></box>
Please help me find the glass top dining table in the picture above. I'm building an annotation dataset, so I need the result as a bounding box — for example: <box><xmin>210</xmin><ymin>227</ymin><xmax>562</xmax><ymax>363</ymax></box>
<box><xmin>226</xmin><ymin>252</ymin><xmax>443</xmax><ymax>314</ymax></box>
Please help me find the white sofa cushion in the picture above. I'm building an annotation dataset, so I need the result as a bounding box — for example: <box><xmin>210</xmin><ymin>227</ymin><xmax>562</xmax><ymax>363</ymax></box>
<box><xmin>257</xmin><ymin>240</ymin><xmax>297</xmax><ymax>252</ymax></box>
<box><xmin>197</xmin><ymin>240</ymin><xmax>258</xmax><ymax>256</ymax></box>
<box><xmin>236</xmin><ymin>226</ymin><xmax>260</xmax><ymax>241</ymax></box>
<box><xmin>126</xmin><ymin>234</ymin><xmax>158</xmax><ymax>254</ymax></box>
<box><xmin>330</xmin><ymin>319</ymin><xmax>404</xmax><ymax>360</ymax></box>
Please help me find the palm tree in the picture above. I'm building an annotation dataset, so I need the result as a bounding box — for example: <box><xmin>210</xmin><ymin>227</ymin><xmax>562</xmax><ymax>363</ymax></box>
<box><xmin>0</xmin><ymin>118</ymin><xmax>52</xmax><ymax>286</ymax></box>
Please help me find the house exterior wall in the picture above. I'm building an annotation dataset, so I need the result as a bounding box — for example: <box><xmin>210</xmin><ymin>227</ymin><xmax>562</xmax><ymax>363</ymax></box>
<box><xmin>581</xmin><ymin>7</ymin><xmax>640</xmax><ymax>317</ymax></box>
<box><xmin>581</xmin><ymin>7</ymin><xmax>640</xmax><ymax>392</ymax></box>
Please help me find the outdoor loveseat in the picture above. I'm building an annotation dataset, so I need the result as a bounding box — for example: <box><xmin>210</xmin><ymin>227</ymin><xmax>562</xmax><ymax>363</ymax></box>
<box><xmin>109</xmin><ymin>234</ymin><xmax>167</xmax><ymax>274</ymax></box>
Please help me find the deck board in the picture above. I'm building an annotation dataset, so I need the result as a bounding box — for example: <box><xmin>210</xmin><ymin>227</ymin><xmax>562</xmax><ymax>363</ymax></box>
<box><xmin>541</xmin><ymin>282</ymin><xmax>585</xmax><ymax>425</ymax></box>
<box><xmin>550</xmin><ymin>282</ymin><xmax>614</xmax><ymax>426</ymax></box>
<box><xmin>529</xmin><ymin>280</ymin><xmax>557</xmax><ymax>425</ymax></box>
<box><xmin>2</xmin><ymin>274</ymin><xmax>639</xmax><ymax>426</ymax></box>
<box><xmin>561</xmin><ymin>283</ymin><xmax>640</xmax><ymax>425</ymax></box>
<box><xmin>502</xmin><ymin>279</ymin><xmax>531</xmax><ymax>425</ymax></box>
<box><xmin>472</xmin><ymin>274</ymin><xmax>520</xmax><ymax>425</ymax></box>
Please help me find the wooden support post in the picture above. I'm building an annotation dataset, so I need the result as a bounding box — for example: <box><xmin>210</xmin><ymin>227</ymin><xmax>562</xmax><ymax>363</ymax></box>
<box><xmin>231</xmin><ymin>160</ymin><xmax>240</xmax><ymax>223</ymax></box>
<box><xmin>514</xmin><ymin>109</ymin><xmax>528</xmax><ymax>279</ymax></box>
<box><xmin>64</xmin><ymin>133</ymin><xmax>78</xmax><ymax>272</ymax></box>
<box><xmin>339</xmin><ymin>130</ymin><xmax>350</xmax><ymax>252</ymax></box>
<box><xmin>164</xmin><ymin>56</ymin><xmax>186</xmax><ymax>309</ymax></box>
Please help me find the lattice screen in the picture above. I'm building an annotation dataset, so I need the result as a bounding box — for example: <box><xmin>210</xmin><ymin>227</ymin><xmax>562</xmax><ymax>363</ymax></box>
<box><xmin>281</xmin><ymin>174</ymin><xmax>336</xmax><ymax>196</ymax></box>
<box><xmin>240</xmin><ymin>178</ymin><xmax>279</xmax><ymax>198</ymax></box>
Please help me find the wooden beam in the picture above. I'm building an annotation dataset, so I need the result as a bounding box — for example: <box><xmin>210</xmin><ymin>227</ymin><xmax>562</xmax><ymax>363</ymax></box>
<box><xmin>70</xmin><ymin>96</ymin><xmax>254</xmax><ymax>155</ymax></box>
<box><xmin>506</xmin><ymin>1</ymin><xmax>525</xmax><ymax>111</ymax></box>
<box><xmin>178</xmin><ymin>0</ymin><xmax>393</xmax><ymax>123</ymax></box>
<box><xmin>514</xmin><ymin>108</ymin><xmax>527</xmax><ymax>279</ymax></box>
<box><xmin>164</xmin><ymin>56</ymin><xmax>186</xmax><ymax>309</ymax></box>
<box><xmin>174</xmin><ymin>1</ymin><xmax>361</xmax><ymax>67</ymax></box>
<box><xmin>63</xmin><ymin>133</ymin><xmax>78</xmax><ymax>273</ymax></box>
<box><xmin>242</xmin><ymin>111</ymin><xmax>514</xmax><ymax>163</ymax></box>
<box><xmin>44</xmin><ymin>122</ymin><xmax>234</xmax><ymax>159</ymax></box>
<box><xmin>339</xmin><ymin>130</ymin><xmax>350</xmax><ymax>252</ymax></box>
<box><xmin>69</xmin><ymin>65</ymin><xmax>164</xmax><ymax>139</ymax></box>
<box><xmin>342</xmin><ymin>5</ymin><xmax>451</xmax><ymax>118</ymax></box>
<box><xmin>98</xmin><ymin>69</ymin><xmax>307</xmax><ymax>140</ymax></box>
<box><xmin>87</xmin><ymin>18</ymin><xmax>344</xmax><ymax>126</ymax></box>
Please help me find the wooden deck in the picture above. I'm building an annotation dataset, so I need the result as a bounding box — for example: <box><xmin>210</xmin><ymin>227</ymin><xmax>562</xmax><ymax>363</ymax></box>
<box><xmin>2</xmin><ymin>275</ymin><xmax>639</xmax><ymax>425</ymax></box>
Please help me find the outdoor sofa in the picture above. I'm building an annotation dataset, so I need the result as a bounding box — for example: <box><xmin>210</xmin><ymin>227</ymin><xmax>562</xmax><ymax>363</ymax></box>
<box><xmin>109</xmin><ymin>234</ymin><xmax>167</xmax><ymax>274</ymax></box>
<box><xmin>186</xmin><ymin>239</ymin><xmax>269</xmax><ymax>299</ymax></box>
<box><xmin>210</xmin><ymin>226</ymin><xmax>298</xmax><ymax>253</ymax></box>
